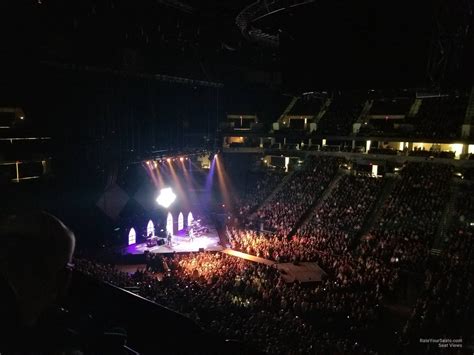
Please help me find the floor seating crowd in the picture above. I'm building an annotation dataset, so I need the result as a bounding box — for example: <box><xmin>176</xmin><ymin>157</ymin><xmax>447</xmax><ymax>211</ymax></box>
<box><xmin>76</xmin><ymin>252</ymin><xmax>384</xmax><ymax>354</ymax></box>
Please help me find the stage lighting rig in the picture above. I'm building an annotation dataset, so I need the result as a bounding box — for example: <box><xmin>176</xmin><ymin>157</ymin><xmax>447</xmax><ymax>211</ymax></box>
<box><xmin>138</xmin><ymin>148</ymin><xmax>213</xmax><ymax>166</ymax></box>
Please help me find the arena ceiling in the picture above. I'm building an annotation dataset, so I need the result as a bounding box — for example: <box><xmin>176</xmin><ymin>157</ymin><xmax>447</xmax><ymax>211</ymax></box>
<box><xmin>0</xmin><ymin>1</ymin><xmax>279</xmax><ymax>84</ymax></box>
<box><xmin>0</xmin><ymin>0</ymin><xmax>471</xmax><ymax>90</ymax></box>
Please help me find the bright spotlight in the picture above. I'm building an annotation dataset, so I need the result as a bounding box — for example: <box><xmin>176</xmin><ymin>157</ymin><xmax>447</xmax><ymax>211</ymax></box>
<box><xmin>156</xmin><ymin>187</ymin><xmax>176</xmax><ymax>208</ymax></box>
<box><xmin>167</xmin><ymin>158</ymin><xmax>171</xmax><ymax>163</ymax></box>
<box><xmin>180</xmin><ymin>157</ymin><xmax>184</xmax><ymax>162</ymax></box>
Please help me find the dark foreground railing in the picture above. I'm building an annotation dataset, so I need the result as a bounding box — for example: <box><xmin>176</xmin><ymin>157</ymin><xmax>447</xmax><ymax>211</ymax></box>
<box><xmin>66</xmin><ymin>271</ymin><xmax>260</xmax><ymax>354</ymax></box>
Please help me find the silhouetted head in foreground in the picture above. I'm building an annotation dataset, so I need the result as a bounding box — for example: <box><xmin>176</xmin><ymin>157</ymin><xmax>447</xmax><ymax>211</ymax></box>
<box><xmin>0</xmin><ymin>211</ymin><xmax>75</xmax><ymax>332</ymax></box>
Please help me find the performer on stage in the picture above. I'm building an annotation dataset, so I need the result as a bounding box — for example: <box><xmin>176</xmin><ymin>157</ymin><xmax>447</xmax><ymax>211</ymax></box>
<box><xmin>167</xmin><ymin>232</ymin><xmax>172</xmax><ymax>247</ymax></box>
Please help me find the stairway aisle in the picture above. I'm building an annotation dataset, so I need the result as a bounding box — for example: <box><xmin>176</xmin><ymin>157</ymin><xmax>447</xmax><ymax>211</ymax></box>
<box><xmin>249</xmin><ymin>170</ymin><xmax>296</xmax><ymax>220</ymax></box>
<box><xmin>278</xmin><ymin>96</ymin><xmax>299</xmax><ymax>122</ymax></box>
<box><xmin>357</xmin><ymin>176</ymin><xmax>397</xmax><ymax>239</ymax></box>
<box><xmin>287</xmin><ymin>172</ymin><xmax>345</xmax><ymax>238</ymax></box>
<box><xmin>431</xmin><ymin>180</ymin><xmax>460</xmax><ymax>254</ymax></box>
<box><xmin>463</xmin><ymin>85</ymin><xmax>474</xmax><ymax>125</ymax></box>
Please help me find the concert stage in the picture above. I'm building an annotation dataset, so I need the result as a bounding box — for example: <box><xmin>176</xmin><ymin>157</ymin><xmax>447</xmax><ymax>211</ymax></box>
<box><xmin>124</xmin><ymin>226</ymin><xmax>223</xmax><ymax>255</ymax></box>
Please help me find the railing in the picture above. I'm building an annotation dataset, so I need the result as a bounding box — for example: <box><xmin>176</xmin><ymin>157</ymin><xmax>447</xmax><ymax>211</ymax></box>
<box><xmin>68</xmin><ymin>271</ymin><xmax>255</xmax><ymax>354</ymax></box>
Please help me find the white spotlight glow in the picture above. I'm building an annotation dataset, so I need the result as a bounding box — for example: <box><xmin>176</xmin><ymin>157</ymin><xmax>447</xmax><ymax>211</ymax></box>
<box><xmin>156</xmin><ymin>187</ymin><xmax>176</xmax><ymax>208</ymax></box>
<box><xmin>128</xmin><ymin>228</ymin><xmax>136</xmax><ymax>245</ymax></box>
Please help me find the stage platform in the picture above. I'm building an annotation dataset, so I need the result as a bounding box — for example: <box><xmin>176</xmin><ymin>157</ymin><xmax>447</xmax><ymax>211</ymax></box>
<box><xmin>276</xmin><ymin>262</ymin><xmax>327</xmax><ymax>283</ymax></box>
<box><xmin>221</xmin><ymin>249</ymin><xmax>276</xmax><ymax>266</ymax></box>
<box><xmin>221</xmin><ymin>250</ymin><xmax>326</xmax><ymax>283</ymax></box>
<box><xmin>123</xmin><ymin>227</ymin><xmax>223</xmax><ymax>255</ymax></box>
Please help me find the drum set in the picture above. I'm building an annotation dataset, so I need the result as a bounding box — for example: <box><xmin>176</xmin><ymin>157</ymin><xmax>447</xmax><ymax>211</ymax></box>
<box><xmin>186</xmin><ymin>219</ymin><xmax>209</xmax><ymax>239</ymax></box>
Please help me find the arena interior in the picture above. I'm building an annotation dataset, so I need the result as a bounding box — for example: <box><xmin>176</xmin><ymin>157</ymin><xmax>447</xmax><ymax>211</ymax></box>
<box><xmin>0</xmin><ymin>0</ymin><xmax>473</xmax><ymax>354</ymax></box>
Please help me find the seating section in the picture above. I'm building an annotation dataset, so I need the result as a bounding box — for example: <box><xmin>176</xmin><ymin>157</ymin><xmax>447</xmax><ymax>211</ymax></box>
<box><xmin>288</xmin><ymin>95</ymin><xmax>324</xmax><ymax>116</ymax></box>
<box><xmin>409</xmin><ymin>95</ymin><xmax>468</xmax><ymax>138</ymax></box>
<box><xmin>358</xmin><ymin>118</ymin><xmax>405</xmax><ymax>137</ymax></box>
<box><xmin>368</xmin><ymin>147</ymin><xmax>398</xmax><ymax>155</ymax></box>
<box><xmin>77</xmin><ymin>248</ymin><xmax>393</xmax><ymax>354</ymax></box>
<box><xmin>408</xmin><ymin>149</ymin><xmax>455</xmax><ymax>159</ymax></box>
<box><xmin>317</xmin><ymin>94</ymin><xmax>364</xmax><ymax>135</ymax></box>
<box><xmin>0</xmin><ymin>112</ymin><xmax>16</xmax><ymax>127</ymax></box>
<box><xmin>230</xmin><ymin>174</ymin><xmax>383</xmax><ymax>261</ymax></box>
<box><xmin>255</xmin><ymin>156</ymin><xmax>342</xmax><ymax>235</ymax></box>
<box><xmin>358</xmin><ymin>163</ymin><xmax>452</xmax><ymax>271</ymax></box>
<box><xmin>297</xmin><ymin>174</ymin><xmax>383</xmax><ymax>254</ymax></box>
<box><xmin>76</xmin><ymin>159</ymin><xmax>474</xmax><ymax>354</ymax></box>
<box><xmin>236</xmin><ymin>170</ymin><xmax>285</xmax><ymax>220</ymax></box>
<box><xmin>370</xmin><ymin>98</ymin><xmax>412</xmax><ymax>115</ymax></box>
<box><xmin>401</xmin><ymin>185</ymin><xmax>474</xmax><ymax>350</ymax></box>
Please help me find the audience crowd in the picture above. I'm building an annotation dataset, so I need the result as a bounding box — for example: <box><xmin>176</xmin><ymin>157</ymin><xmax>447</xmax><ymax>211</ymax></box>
<box><xmin>75</xmin><ymin>157</ymin><xmax>473</xmax><ymax>354</ymax></box>
<box><xmin>227</xmin><ymin>159</ymin><xmax>470</xmax><ymax>352</ymax></box>
<box><xmin>236</xmin><ymin>170</ymin><xmax>285</xmax><ymax>221</ymax></box>
<box><xmin>255</xmin><ymin>156</ymin><xmax>342</xmax><ymax>235</ymax></box>
<box><xmin>408</xmin><ymin>148</ymin><xmax>455</xmax><ymax>159</ymax></box>
<box><xmin>76</xmin><ymin>252</ymin><xmax>386</xmax><ymax>354</ymax></box>
<box><xmin>401</xmin><ymin>184</ymin><xmax>474</xmax><ymax>351</ymax></box>
<box><xmin>230</xmin><ymin>173</ymin><xmax>383</xmax><ymax>259</ymax></box>
<box><xmin>358</xmin><ymin>163</ymin><xmax>452</xmax><ymax>271</ymax></box>
<box><xmin>297</xmin><ymin>174</ymin><xmax>383</xmax><ymax>254</ymax></box>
